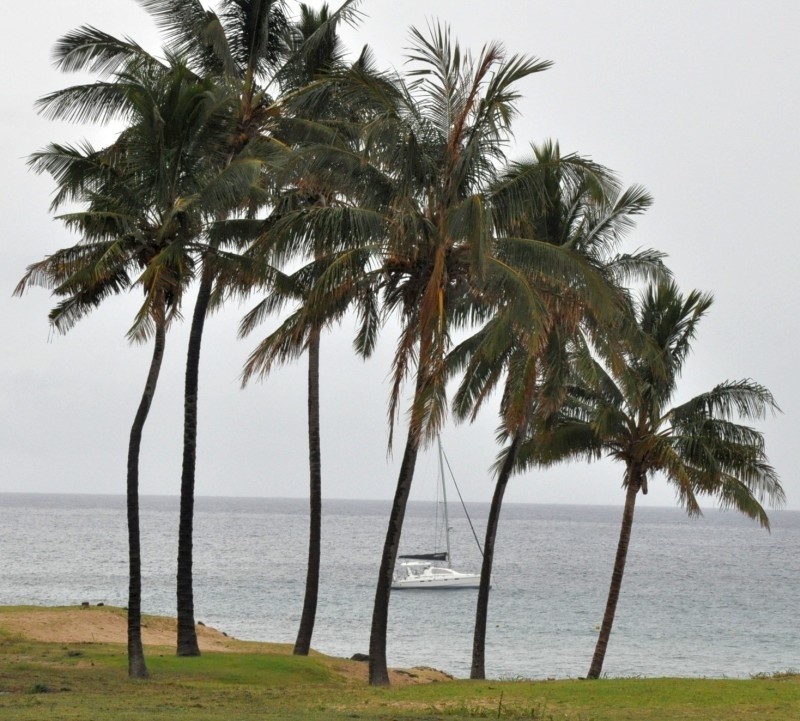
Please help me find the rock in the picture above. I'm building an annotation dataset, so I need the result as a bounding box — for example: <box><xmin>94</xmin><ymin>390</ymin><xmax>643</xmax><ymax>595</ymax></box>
<box><xmin>80</xmin><ymin>602</ymin><xmax>90</xmax><ymax>608</ymax></box>
<box><xmin>97</xmin><ymin>602</ymin><xmax>104</xmax><ymax>607</ymax></box>
<box><xmin>350</xmin><ymin>653</ymin><xmax>369</xmax><ymax>662</ymax></box>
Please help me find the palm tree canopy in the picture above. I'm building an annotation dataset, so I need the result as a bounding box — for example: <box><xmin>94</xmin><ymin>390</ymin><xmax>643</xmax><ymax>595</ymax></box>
<box><xmin>548</xmin><ymin>280</ymin><xmax>783</xmax><ymax>527</ymax></box>
<box><xmin>17</xmin><ymin>57</ymin><xmax>260</xmax><ymax>341</ymax></box>
<box><xmin>445</xmin><ymin>141</ymin><xmax>667</xmax><ymax>475</ymax></box>
<box><xmin>333</xmin><ymin>23</ymin><xmax>556</xmax><ymax>444</ymax></box>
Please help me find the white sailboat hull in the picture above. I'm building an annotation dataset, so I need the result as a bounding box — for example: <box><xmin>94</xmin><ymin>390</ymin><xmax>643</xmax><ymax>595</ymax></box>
<box><xmin>392</xmin><ymin>563</ymin><xmax>481</xmax><ymax>589</ymax></box>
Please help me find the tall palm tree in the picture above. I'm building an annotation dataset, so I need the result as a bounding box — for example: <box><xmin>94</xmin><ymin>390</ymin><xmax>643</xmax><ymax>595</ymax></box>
<box><xmin>238</xmin><ymin>2</ymin><xmax>365</xmax><ymax>657</ymax></box>
<box><xmin>144</xmin><ymin>0</ymin><xmax>362</xmax><ymax>656</ymax></box>
<box><xmin>565</xmin><ymin>281</ymin><xmax>784</xmax><ymax>679</ymax></box>
<box><xmin>347</xmin><ymin>25</ymin><xmax>558</xmax><ymax>686</ymax></box>
<box><xmin>448</xmin><ymin>142</ymin><xmax>665</xmax><ymax>679</ymax></box>
<box><xmin>239</xmin><ymin>240</ymin><xmax>371</xmax><ymax>656</ymax></box>
<box><xmin>163</xmin><ymin>0</ymin><xmax>292</xmax><ymax>657</ymax></box>
<box><xmin>46</xmin><ymin>0</ymin><xmax>362</xmax><ymax>656</ymax></box>
<box><xmin>17</xmin><ymin>57</ymin><xmax>246</xmax><ymax>677</ymax></box>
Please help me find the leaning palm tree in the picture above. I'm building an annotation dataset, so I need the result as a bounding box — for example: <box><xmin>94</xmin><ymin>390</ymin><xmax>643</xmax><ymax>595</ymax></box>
<box><xmin>448</xmin><ymin>142</ymin><xmax>665</xmax><ymax>679</ymax></box>
<box><xmin>17</xmin><ymin>57</ymin><xmax>249</xmax><ymax>677</ymax></box>
<box><xmin>565</xmin><ymin>281</ymin><xmax>784</xmax><ymax>679</ymax></box>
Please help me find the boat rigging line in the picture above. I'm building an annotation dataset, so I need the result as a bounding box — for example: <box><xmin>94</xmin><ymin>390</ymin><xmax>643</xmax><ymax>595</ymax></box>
<box><xmin>440</xmin><ymin>442</ymin><xmax>484</xmax><ymax>558</ymax></box>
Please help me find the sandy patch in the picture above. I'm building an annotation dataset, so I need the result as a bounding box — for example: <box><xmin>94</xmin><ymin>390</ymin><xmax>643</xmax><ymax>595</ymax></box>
<box><xmin>0</xmin><ymin>606</ymin><xmax>268</xmax><ymax>652</ymax></box>
<box><xmin>0</xmin><ymin>606</ymin><xmax>452</xmax><ymax>685</ymax></box>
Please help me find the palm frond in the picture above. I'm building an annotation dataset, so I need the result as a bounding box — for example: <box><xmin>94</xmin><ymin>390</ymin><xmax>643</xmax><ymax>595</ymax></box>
<box><xmin>136</xmin><ymin>0</ymin><xmax>220</xmax><ymax>72</ymax></box>
<box><xmin>36</xmin><ymin>81</ymin><xmax>138</xmax><ymax>125</ymax></box>
<box><xmin>670</xmin><ymin>380</ymin><xmax>780</xmax><ymax>423</ymax></box>
<box><xmin>53</xmin><ymin>25</ymin><xmax>159</xmax><ymax>76</ymax></box>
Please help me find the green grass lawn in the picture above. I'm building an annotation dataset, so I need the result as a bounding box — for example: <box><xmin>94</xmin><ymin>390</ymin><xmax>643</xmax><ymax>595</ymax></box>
<box><xmin>1</xmin><ymin>608</ymin><xmax>798</xmax><ymax>720</ymax></box>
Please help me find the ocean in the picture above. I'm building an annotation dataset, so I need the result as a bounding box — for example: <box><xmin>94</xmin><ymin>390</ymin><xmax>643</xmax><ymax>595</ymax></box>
<box><xmin>1</xmin><ymin>493</ymin><xmax>798</xmax><ymax>680</ymax></box>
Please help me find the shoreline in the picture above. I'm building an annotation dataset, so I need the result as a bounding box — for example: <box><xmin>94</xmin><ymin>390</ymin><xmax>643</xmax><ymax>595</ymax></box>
<box><xmin>0</xmin><ymin>604</ymin><xmax>453</xmax><ymax>685</ymax></box>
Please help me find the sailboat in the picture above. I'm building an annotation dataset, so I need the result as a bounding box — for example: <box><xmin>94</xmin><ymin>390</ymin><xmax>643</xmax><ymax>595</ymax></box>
<box><xmin>391</xmin><ymin>438</ymin><xmax>482</xmax><ymax>589</ymax></box>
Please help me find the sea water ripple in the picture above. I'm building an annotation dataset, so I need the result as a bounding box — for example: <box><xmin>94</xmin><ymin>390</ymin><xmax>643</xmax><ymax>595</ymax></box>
<box><xmin>1</xmin><ymin>493</ymin><xmax>798</xmax><ymax>679</ymax></box>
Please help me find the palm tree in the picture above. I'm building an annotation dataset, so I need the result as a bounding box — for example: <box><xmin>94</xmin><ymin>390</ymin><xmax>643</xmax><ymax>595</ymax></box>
<box><xmin>349</xmin><ymin>25</ymin><xmax>557</xmax><ymax>686</ymax></box>
<box><xmin>239</xmin><ymin>242</ymin><xmax>371</xmax><ymax>657</ymax></box>
<box><xmin>238</xmin><ymin>2</ymin><xmax>366</xmax><ymax>657</ymax></box>
<box><xmin>146</xmin><ymin>0</ymin><xmax>362</xmax><ymax>656</ymax></box>
<box><xmin>448</xmin><ymin>142</ymin><xmax>665</xmax><ymax>679</ymax></box>
<box><xmin>17</xmin><ymin>57</ymin><xmax>249</xmax><ymax>677</ymax></box>
<box><xmin>565</xmin><ymin>281</ymin><xmax>784</xmax><ymax>679</ymax></box>
<box><xmin>46</xmin><ymin>0</ymin><xmax>362</xmax><ymax>656</ymax></box>
<box><xmin>164</xmin><ymin>0</ymin><xmax>292</xmax><ymax>658</ymax></box>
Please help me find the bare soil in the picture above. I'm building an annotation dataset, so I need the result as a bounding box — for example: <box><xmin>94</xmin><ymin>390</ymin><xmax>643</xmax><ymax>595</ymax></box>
<box><xmin>0</xmin><ymin>606</ymin><xmax>250</xmax><ymax>651</ymax></box>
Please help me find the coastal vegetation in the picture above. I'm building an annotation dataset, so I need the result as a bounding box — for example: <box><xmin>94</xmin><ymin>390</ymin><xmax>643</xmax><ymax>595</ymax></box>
<box><xmin>445</xmin><ymin>143</ymin><xmax>663</xmax><ymax>679</ymax></box>
<box><xmin>14</xmin><ymin>0</ymin><xmax>782</xmax><ymax>694</ymax></box>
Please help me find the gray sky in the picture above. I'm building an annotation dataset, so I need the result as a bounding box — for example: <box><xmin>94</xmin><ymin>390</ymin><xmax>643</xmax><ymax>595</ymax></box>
<box><xmin>2</xmin><ymin>1</ymin><xmax>798</xmax><ymax>513</ymax></box>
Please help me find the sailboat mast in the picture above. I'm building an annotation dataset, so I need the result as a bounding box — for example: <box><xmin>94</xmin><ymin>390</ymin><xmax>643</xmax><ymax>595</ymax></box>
<box><xmin>437</xmin><ymin>437</ymin><xmax>452</xmax><ymax>567</ymax></box>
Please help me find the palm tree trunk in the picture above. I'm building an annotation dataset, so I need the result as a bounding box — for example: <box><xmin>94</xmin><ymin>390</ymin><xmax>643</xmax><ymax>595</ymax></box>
<box><xmin>368</xmin><ymin>375</ymin><xmax>427</xmax><ymax>686</ymax></box>
<box><xmin>176</xmin><ymin>262</ymin><xmax>214</xmax><ymax>657</ymax></box>
<box><xmin>294</xmin><ymin>325</ymin><xmax>322</xmax><ymax>655</ymax></box>
<box><xmin>470</xmin><ymin>431</ymin><xmax>522</xmax><ymax>679</ymax></box>
<box><xmin>127</xmin><ymin>315</ymin><xmax>167</xmax><ymax>679</ymax></box>
<box><xmin>368</xmin><ymin>426</ymin><xmax>420</xmax><ymax>685</ymax></box>
<box><xmin>587</xmin><ymin>468</ymin><xmax>640</xmax><ymax>679</ymax></box>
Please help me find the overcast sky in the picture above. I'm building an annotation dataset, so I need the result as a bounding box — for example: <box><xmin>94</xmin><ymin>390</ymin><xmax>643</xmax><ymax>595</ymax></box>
<box><xmin>2</xmin><ymin>1</ymin><xmax>798</xmax><ymax>514</ymax></box>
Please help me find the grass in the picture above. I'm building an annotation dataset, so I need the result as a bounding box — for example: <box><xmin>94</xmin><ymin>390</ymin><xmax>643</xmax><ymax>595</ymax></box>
<box><xmin>1</xmin><ymin>607</ymin><xmax>799</xmax><ymax>720</ymax></box>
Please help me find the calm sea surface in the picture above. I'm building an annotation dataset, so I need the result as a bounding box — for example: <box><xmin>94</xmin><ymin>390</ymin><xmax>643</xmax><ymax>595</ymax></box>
<box><xmin>1</xmin><ymin>493</ymin><xmax>798</xmax><ymax>679</ymax></box>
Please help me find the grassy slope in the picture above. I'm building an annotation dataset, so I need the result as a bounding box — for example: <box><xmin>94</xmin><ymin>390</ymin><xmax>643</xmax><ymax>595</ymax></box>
<box><xmin>1</xmin><ymin>607</ymin><xmax>798</xmax><ymax>721</ymax></box>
